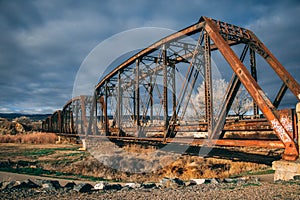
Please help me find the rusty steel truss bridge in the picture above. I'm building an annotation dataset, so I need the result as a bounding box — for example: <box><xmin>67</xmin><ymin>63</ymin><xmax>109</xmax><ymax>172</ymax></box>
<box><xmin>42</xmin><ymin>16</ymin><xmax>300</xmax><ymax>161</ymax></box>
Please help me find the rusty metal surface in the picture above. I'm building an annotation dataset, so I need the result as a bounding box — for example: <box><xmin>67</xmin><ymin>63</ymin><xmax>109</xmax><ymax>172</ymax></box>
<box><xmin>95</xmin><ymin>21</ymin><xmax>206</xmax><ymax>90</ymax></box>
<box><xmin>43</xmin><ymin>16</ymin><xmax>300</xmax><ymax>161</ymax></box>
<box><xmin>204</xmin><ymin>17</ymin><xmax>298</xmax><ymax>160</ymax></box>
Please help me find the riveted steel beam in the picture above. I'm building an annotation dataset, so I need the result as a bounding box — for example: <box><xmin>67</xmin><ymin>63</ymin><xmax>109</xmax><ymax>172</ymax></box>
<box><xmin>204</xmin><ymin>16</ymin><xmax>298</xmax><ymax>160</ymax></box>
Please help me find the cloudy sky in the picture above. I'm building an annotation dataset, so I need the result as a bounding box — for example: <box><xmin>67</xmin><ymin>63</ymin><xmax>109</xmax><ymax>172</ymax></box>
<box><xmin>0</xmin><ymin>0</ymin><xmax>299</xmax><ymax>114</ymax></box>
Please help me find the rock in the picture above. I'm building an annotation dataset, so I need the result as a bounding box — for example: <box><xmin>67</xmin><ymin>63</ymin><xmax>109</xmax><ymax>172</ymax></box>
<box><xmin>293</xmin><ymin>175</ymin><xmax>300</xmax><ymax>180</ymax></box>
<box><xmin>1</xmin><ymin>180</ymin><xmax>17</xmax><ymax>190</ymax></box>
<box><xmin>14</xmin><ymin>179</ymin><xmax>40</xmax><ymax>189</ymax></box>
<box><xmin>37</xmin><ymin>180</ymin><xmax>61</xmax><ymax>191</ymax></box>
<box><xmin>160</xmin><ymin>177</ymin><xmax>185</xmax><ymax>188</ymax></box>
<box><xmin>124</xmin><ymin>182</ymin><xmax>141</xmax><ymax>189</ymax></box>
<box><xmin>94</xmin><ymin>181</ymin><xmax>109</xmax><ymax>190</ymax></box>
<box><xmin>209</xmin><ymin>178</ymin><xmax>220</xmax><ymax>184</ymax></box>
<box><xmin>189</xmin><ymin>179</ymin><xmax>206</xmax><ymax>185</ymax></box>
<box><xmin>73</xmin><ymin>183</ymin><xmax>93</xmax><ymax>193</ymax></box>
<box><xmin>64</xmin><ymin>182</ymin><xmax>76</xmax><ymax>190</ymax></box>
<box><xmin>141</xmin><ymin>183</ymin><xmax>157</xmax><ymax>189</ymax></box>
<box><xmin>103</xmin><ymin>184</ymin><xmax>122</xmax><ymax>190</ymax></box>
<box><xmin>273</xmin><ymin>160</ymin><xmax>300</xmax><ymax>181</ymax></box>
<box><xmin>224</xmin><ymin>178</ymin><xmax>237</xmax><ymax>183</ymax></box>
<box><xmin>42</xmin><ymin>183</ymin><xmax>56</xmax><ymax>191</ymax></box>
<box><xmin>236</xmin><ymin>177</ymin><xmax>247</xmax><ymax>183</ymax></box>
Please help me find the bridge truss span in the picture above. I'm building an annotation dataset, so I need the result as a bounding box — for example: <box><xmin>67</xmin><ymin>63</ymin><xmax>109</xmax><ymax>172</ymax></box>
<box><xmin>43</xmin><ymin>16</ymin><xmax>300</xmax><ymax>161</ymax></box>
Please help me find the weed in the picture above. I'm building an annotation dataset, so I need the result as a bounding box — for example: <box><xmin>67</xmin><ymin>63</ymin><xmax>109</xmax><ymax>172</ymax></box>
<box><xmin>230</xmin><ymin>168</ymin><xmax>274</xmax><ymax>178</ymax></box>
<box><xmin>242</xmin><ymin>182</ymin><xmax>261</xmax><ymax>187</ymax></box>
<box><xmin>19</xmin><ymin>147</ymin><xmax>79</xmax><ymax>157</ymax></box>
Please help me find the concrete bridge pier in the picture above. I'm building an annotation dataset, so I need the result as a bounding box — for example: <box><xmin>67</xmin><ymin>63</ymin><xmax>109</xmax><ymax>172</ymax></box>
<box><xmin>297</xmin><ymin>96</ymin><xmax>300</xmax><ymax>155</ymax></box>
<box><xmin>272</xmin><ymin>98</ymin><xmax>300</xmax><ymax>181</ymax></box>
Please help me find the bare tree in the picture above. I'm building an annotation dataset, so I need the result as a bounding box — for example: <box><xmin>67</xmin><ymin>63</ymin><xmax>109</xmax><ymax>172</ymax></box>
<box><xmin>192</xmin><ymin>79</ymin><xmax>252</xmax><ymax>118</ymax></box>
<box><xmin>192</xmin><ymin>79</ymin><xmax>228</xmax><ymax>118</ymax></box>
<box><xmin>230</xmin><ymin>87</ymin><xmax>252</xmax><ymax>116</ymax></box>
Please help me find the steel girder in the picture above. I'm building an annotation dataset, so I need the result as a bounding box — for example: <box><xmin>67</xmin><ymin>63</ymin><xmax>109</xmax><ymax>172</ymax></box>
<box><xmin>44</xmin><ymin>16</ymin><xmax>300</xmax><ymax>161</ymax></box>
<box><xmin>43</xmin><ymin>95</ymin><xmax>95</xmax><ymax>135</ymax></box>
<box><xmin>203</xmin><ymin>17</ymin><xmax>299</xmax><ymax>160</ymax></box>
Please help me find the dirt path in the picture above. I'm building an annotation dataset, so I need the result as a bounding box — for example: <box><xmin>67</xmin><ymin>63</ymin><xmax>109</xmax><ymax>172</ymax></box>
<box><xmin>0</xmin><ymin>171</ymin><xmax>97</xmax><ymax>186</ymax></box>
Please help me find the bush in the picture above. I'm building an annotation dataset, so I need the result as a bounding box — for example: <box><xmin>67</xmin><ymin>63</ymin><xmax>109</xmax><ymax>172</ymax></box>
<box><xmin>0</xmin><ymin>132</ymin><xmax>57</xmax><ymax>144</ymax></box>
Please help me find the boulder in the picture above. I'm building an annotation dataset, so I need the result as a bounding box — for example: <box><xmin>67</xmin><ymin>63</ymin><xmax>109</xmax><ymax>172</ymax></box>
<box><xmin>209</xmin><ymin>178</ymin><xmax>220</xmax><ymax>184</ymax></box>
<box><xmin>73</xmin><ymin>183</ymin><xmax>93</xmax><ymax>193</ymax></box>
<box><xmin>15</xmin><ymin>179</ymin><xmax>40</xmax><ymax>189</ymax></box>
<box><xmin>103</xmin><ymin>184</ymin><xmax>122</xmax><ymax>190</ymax></box>
<box><xmin>141</xmin><ymin>183</ymin><xmax>157</xmax><ymax>189</ymax></box>
<box><xmin>1</xmin><ymin>180</ymin><xmax>17</xmax><ymax>190</ymax></box>
<box><xmin>273</xmin><ymin>160</ymin><xmax>300</xmax><ymax>181</ymax></box>
<box><xmin>124</xmin><ymin>182</ymin><xmax>141</xmax><ymax>189</ymax></box>
<box><xmin>94</xmin><ymin>181</ymin><xmax>109</xmax><ymax>190</ymax></box>
<box><xmin>159</xmin><ymin>177</ymin><xmax>185</xmax><ymax>188</ymax></box>
<box><xmin>64</xmin><ymin>182</ymin><xmax>76</xmax><ymax>190</ymax></box>
<box><xmin>294</xmin><ymin>175</ymin><xmax>300</xmax><ymax>180</ymax></box>
<box><xmin>36</xmin><ymin>180</ymin><xmax>61</xmax><ymax>191</ymax></box>
<box><xmin>189</xmin><ymin>179</ymin><xmax>206</xmax><ymax>185</ymax></box>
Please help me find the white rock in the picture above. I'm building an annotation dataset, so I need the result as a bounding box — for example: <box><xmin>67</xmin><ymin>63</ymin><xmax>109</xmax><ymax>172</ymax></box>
<box><xmin>94</xmin><ymin>181</ymin><xmax>108</xmax><ymax>190</ymax></box>
<box><xmin>125</xmin><ymin>183</ymin><xmax>141</xmax><ymax>189</ymax></box>
<box><xmin>190</xmin><ymin>179</ymin><xmax>206</xmax><ymax>185</ymax></box>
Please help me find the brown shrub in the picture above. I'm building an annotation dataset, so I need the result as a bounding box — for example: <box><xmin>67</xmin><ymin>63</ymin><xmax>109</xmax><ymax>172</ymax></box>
<box><xmin>0</xmin><ymin>132</ymin><xmax>57</xmax><ymax>144</ymax></box>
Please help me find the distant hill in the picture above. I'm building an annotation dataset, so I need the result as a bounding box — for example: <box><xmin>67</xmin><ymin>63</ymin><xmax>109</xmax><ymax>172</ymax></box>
<box><xmin>0</xmin><ymin>113</ymin><xmax>51</xmax><ymax>121</ymax></box>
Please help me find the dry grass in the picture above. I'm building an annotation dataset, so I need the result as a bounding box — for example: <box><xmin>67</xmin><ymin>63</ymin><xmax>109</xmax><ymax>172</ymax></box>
<box><xmin>0</xmin><ymin>132</ymin><xmax>57</xmax><ymax>144</ymax></box>
<box><xmin>0</xmin><ymin>141</ymin><xmax>275</xmax><ymax>182</ymax></box>
<box><xmin>156</xmin><ymin>156</ymin><xmax>268</xmax><ymax>181</ymax></box>
<box><xmin>81</xmin><ymin>141</ymin><xmax>272</xmax><ymax>182</ymax></box>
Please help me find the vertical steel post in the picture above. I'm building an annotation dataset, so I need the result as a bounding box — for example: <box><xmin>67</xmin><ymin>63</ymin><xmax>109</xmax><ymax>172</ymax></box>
<box><xmin>150</xmin><ymin>76</ymin><xmax>154</xmax><ymax>124</ymax></box>
<box><xmin>250</xmin><ymin>48</ymin><xmax>259</xmax><ymax>116</ymax></box>
<box><xmin>117</xmin><ymin>70</ymin><xmax>122</xmax><ymax>136</ymax></box>
<box><xmin>135</xmin><ymin>59</ymin><xmax>140</xmax><ymax>137</ymax></box>
<box><xmin>48</xmin><ymin>117</ymin><xmax>51</xmax><ymax>132</ymax></box>
<box><xmin>163</xmin><ymin>44</ymin><xmax>169</xmax><ymax>137</ymax></box>
<box><xmin>80</xmin><ymin>96</ymin><xmax>87</xmax><ymax>135</ymax></box>
<box><xmin>210</xmin><ymin>45</ymin><xmax>248</xmax><ymax>139</ymax></box>
<box><xmin>172</xmin><ymin>63</ymin><xmax>176</xmax><ymax>123</ymax></box>
<box><xmin>61</xmin><ymin>112</ymin><xmax>64</xmax><ymax>133</ymax></box>
<box><xmin>70</xmin><ymin>110</ymin><xmax>74</xmax><ymax>134</ymax></box>
<box><xmin>67</xmin><ymin>109</ymin><xmax>70</xmax><ymax>133</ymax></box>
<box><xmin>133</xmin><ymin>85</ymin><xmax>136</xmax><ymax>123</ymax></box>
<box><xmin>104</xmin><ymin>81</ymin><xmax>109</xmax><ymax>135</ymax></box>
<box><xmin>204</xmin><ymin>32</ymin><xmax>213</xmax><ymax>138</ymax></box>
<box><xmin>98</xmin><ymin>95</ymin><xmax>105</xmax><ymax>133</ymax></box>
<box><xmin>94</xmin><ymin>92</ymin><xmax>98</xmax><ymax>135</ymax></box>
<box><xmin>48</xmin><ymin>116</ymin><xmax>52</xmax><ymax>132</ymax></box>
<box><xmin>66</xmin><ymin>108</ymin><xmax>69</xmax><ymax>133</ymax></box>
<box><xmin>87</xmin><ymin>93</ymin><xmax>97</xmax><ymax>135</ymax></box>
<box><xmin>75</xmin><ymin>101</ymin><xmax>79</xmax><ymax>133</ymax></box>
<box><xmin>63</xmin><ymin>111</ymin><xmax>66</xmax><ymax>133</ymax></box>
<box><xmin>58</xmin><ymin>110</ymin><xmax>62</xmax><ymax>133</ymax></box>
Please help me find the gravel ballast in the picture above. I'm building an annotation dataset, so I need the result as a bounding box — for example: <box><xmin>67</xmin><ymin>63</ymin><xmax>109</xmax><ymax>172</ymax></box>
<box><xmin>1</xmin><ymin>178</ymin><xmax>300</xmax><ymax>200</ymax></box>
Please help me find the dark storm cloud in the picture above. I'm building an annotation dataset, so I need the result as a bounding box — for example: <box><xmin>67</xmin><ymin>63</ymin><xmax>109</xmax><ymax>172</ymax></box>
<box><xmin>0</xmin><ymin>0</ymin><xmax>299</xmax><ymax>113</ymax></box>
